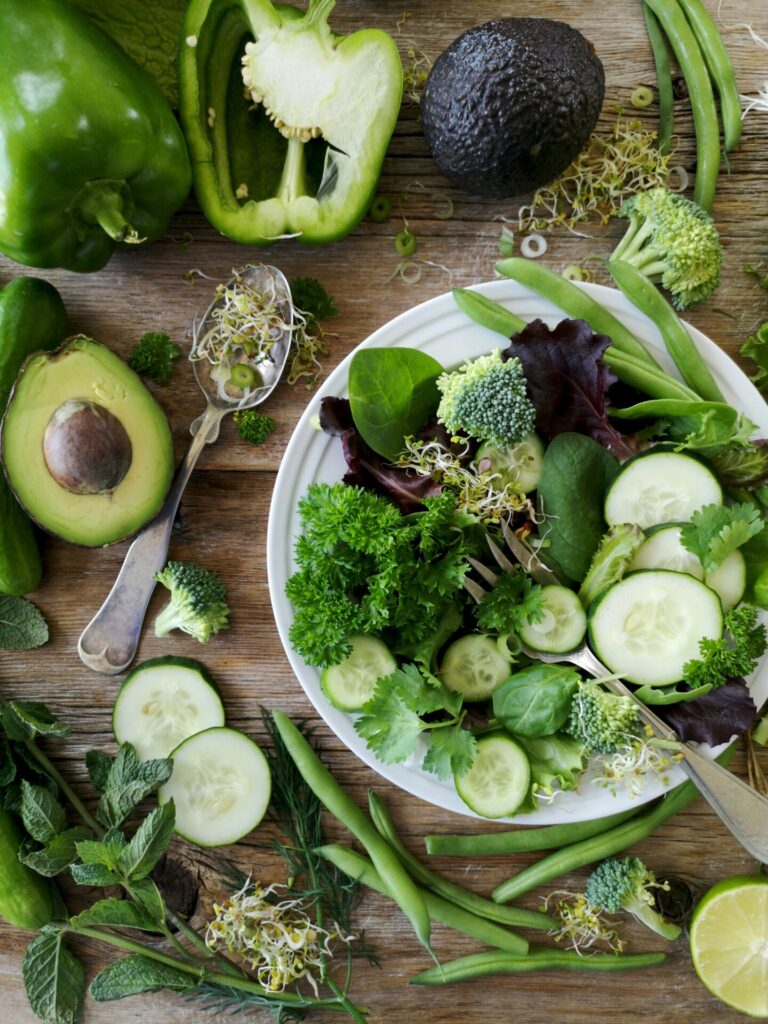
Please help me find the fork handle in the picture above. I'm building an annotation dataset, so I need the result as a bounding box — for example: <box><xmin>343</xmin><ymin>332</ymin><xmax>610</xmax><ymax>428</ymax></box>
<box><xmin>77</xmin><ymin>406</ymin><xmax>224</xmax><ymax>675</ymax></box>
<box><xmin>576</xmin><ymin>647</ymin><xmax>768</xmax><ymax>862</ymax></box>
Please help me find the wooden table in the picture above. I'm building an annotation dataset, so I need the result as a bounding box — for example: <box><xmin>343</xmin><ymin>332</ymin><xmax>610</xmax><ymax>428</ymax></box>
<box><xmin>2</xmin><ymin>2</ymin><xmax>767</xmax><ymax>1021</ymax></box>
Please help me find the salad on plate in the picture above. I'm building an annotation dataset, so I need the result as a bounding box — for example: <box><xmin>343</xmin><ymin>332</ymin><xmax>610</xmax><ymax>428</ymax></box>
<box><xmin>270</xmin><ymin>272</ymin><xmax>768</xmax><ymax>821</ymax></box>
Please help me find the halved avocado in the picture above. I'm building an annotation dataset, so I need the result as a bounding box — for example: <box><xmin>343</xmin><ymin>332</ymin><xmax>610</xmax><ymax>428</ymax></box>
<box><xmin>1</xmin><ymin>336</ymin><xmax>174</xmax><ymax>547</ymax></box>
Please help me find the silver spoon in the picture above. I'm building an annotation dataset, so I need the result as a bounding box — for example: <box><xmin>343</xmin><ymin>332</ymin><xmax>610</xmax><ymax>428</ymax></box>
<box><xmin>78</xmin><ymin>264</ymin><xmax>293</xmax><ymax>674</ymax></box>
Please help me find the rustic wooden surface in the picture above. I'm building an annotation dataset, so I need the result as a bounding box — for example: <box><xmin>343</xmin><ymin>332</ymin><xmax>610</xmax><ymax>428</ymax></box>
<box><xmin>2</xmin><ymin>1</ymin><xmax>768</xmax><ymax>1021</ymax></box>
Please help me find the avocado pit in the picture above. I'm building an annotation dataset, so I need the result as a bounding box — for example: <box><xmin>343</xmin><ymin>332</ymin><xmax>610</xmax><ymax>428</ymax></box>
<box><xmin>43</xmin><ymin>399</ymin><xmax>132</xmax><ymax>495</ymax></box>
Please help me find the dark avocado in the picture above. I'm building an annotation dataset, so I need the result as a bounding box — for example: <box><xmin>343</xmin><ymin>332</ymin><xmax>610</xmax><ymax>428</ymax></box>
<box><xmin>421</xmin><ymin>18</ymin><xmax>605</xmax><ymax>200</ymax></box>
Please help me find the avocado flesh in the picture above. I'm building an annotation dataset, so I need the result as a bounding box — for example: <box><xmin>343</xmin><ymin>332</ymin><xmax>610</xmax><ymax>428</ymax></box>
<box><xmin>1</xmin><ymin>337</ymin><xmax>174</xmax><ymax>547</ymax></box>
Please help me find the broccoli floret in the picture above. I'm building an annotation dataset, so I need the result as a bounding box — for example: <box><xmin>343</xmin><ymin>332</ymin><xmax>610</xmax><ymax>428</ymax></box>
<box><xmin>154</xmin><ymin>561</ymin><xmax>230</xmax><ymax>643</ymax></box>
<box><xmin>585</xmin><ymin>856</ymin><xmax>682</xmax><ymax>941</ymax></box>
<box><xmin>565</xmin><ymin>681</ymin><xmax>641</xmax><ymax>755</ymax></box>
<box><xmin>436</xmin><ymin>349</ymin><xmax>536</xmax><ymax>448</ymax></box>
<box><xmin>128</xmin><ymin>332</ymin><xmax>181</xmax><ymax>385</ymax></box>
<box><xmin>235</xmin><ymin>409</ymin><xmax>276</xmax><ymax>446</ymax></box>
<box><xmin>611</xmin><ymin>186</ymin><xmax>722</xmax><ymax>309</ymax></box>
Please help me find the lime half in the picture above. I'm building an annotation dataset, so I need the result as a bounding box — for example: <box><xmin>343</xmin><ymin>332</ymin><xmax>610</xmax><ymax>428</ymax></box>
<box><xmin>690</xmin><ymin>875</ymin><xmax>768</xmax><ymax>1018</ymax></box>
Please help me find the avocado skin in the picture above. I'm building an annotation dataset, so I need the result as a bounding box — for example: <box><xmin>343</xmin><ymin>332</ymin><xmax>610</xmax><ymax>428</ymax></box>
<box><xmin>421</xmin><ymin>18</ymin><xmax>605</xmax><ymax>200</ymax></box>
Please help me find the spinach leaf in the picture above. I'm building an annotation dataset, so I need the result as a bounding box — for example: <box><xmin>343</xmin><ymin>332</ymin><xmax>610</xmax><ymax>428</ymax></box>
<box><xmin>349</xmin><ymin>347</ymin><xmax>442</xmax><ymax>460</ymax></box>
<box><xmin>518</xmin><ymin>733</ymin><xmax>585</xmax><ymax>796</ymax></box>
<box><xmin>537</xmin><ymin>432</ymin><xmax>620</xmax><ymax>582</ymax></box>
<box><xmin>493</xmin><ymin>664</ymin><xmax>580</xmax><ymax>737</ymax></box>
<box><xmin>0</xmin><ymin>597</ymin><xmax>49</xmax><ymax>650</ymax></box>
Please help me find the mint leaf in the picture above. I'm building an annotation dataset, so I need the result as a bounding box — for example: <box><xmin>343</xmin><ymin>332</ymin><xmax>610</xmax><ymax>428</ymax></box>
<box><xmin>21</xmin><ymin>827</ymin><xmax>92</xmax><ymax>877</ymax></box>
<box><xmin>0</xmin><ymin>596</ymin><xmax>49</xmax><ymax>649</ymax></box>
<box><xmin>90</xmin><ymin>954</ymin><xmax>196</xmax><ymax>1002</ymax></box>
<box><xmin>97</xmin><ymin>744</ymin><xmax>172</xmax><ymax>829</ymax></box>
<box><xmin>0</xmin><ymin>733</ymin><xmax>15</xmax><ymax>786</ymax></box>
<box><xmin>127</xmin><ymin>878</ymin><xmax>166</xmax><ymax>925</ymax></box>
<box><xmin>2</xmin><ymin>701</ymin><xmax>70</xmax><ymax>741</ymax></box>
<box><xmin>76</xmin><ymin>830</ymin><xmax>127</xmax><ymax>870</ymax></box>
<box><xmin>70</xmin><ymin>862</ymin><xmax>120</xmax><ymax>887</ymax></box>
<box><xmin>422</xmin><ymin>724</ymin><xmax>476</xmax><ymax>780</ymax></box>
<box><xmin>85</xmin><ymin>750</ymin><xmax>114</xmax><ymax>794</ymax></box>
<box><xmin>22</xmin><ymin>926</ymin><xmax>86</xmax><ymax>1024</ymax></box>
<box><xmin>20</xmin><ymin>780</ymin><xmax>67</xmax><ymax>843</ymax></box>
<box><xmin>117</xmin><ymin>803</ymin><xmax>175</xmax><ymax>880</ymax></box>
<box><xmin>71</xmin><ymin>898</ymin><xmax>162</xmax><ymax>933</ymax></box>
<box><xmin>681</xmin><ymin>503</ymin><xmax>765</xmax><ymax>573</ymax></box>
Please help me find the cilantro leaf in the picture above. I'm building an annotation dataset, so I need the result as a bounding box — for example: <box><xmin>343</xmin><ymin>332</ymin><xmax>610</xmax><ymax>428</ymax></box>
<box><xmin>684</xmin><ymin>604</ymin><xmax>767</xmax><ymax>689</ymax></box>
<box><xmin>422</xmin><ymin>724</ymin><xmax>476</xmax><ymax>780</ymax></box>
<box><xmin>680</xmin><ymin>503</ymin><xmax>765</xmax><ymax>573</ymax></box>
<box><xmin>0</xmin><ymin>596</ymin><xmax>49</xmax><ymax>650</ymax></box>
<box><xmin>741</xmin><ymin>322</ymin><xmax>768</xmax><ymax>393</ymax></box>
<box><xmin>354</xmin><ymin>664</ymin><xmax>462</xmax><ymax>764</ymax></box>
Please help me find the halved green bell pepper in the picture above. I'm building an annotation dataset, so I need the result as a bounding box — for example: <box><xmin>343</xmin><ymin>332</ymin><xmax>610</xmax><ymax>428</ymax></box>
<box><xmin>180</xmin><ymin>0</ymin><xmax>402</xmax><ymax>244</ymax></box>
<box><xmin>0</xmin><ymin>0</ymin><xmax>191</xmax><ymax>273</ymax></box>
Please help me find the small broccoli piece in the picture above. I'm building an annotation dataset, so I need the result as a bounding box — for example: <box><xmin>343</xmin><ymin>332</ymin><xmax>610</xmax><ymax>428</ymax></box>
<box><xmin>154</xmin><ymin>561</ymin><xmax>230</xmax><ymax>643</ymax></box>
<box><xmin>128</xmin><ymin>332</ymin><xmax>181</xmax><ymax>385</ymax></box>
<box><xmin>585</xmin><ymin>856</ymin><xmax>682</xmax><ymax>941</ymax></box>
<box><xmin>234</xmin><ymin>409</ymin><xmax>276</xmax><ymax>446</ymax></box>
<box><xmin>565</xmin><ymin>681</ymin><xmax>641</xmax><ymax>755</ymax></box>
<box><xmin>611</xmin><ymin>186</ymin><xmax>722</xmax><ymax>309</ymax></box>
<box><xmin>436</xmin><ymin>349</ymin><xmax>536</xmax><ymax>448</ymax></box>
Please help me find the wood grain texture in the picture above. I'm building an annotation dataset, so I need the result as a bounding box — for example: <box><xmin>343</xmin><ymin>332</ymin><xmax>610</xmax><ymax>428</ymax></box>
<box><xmin>1</xmin><ymin>1</ymin><xmax>768</xmax><ymax>1021</ymax></box>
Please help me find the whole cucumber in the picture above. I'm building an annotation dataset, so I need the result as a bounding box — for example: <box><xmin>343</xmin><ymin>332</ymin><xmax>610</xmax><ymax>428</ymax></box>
<box><xmin>0</xmin><ymin>277</ymin><xmax>68</xmax><ymax>594</ymax></box>
<box><xmin>0</xmin><ymin>806</ymin><xmax>54</xmax><ymax>930</ymax></box>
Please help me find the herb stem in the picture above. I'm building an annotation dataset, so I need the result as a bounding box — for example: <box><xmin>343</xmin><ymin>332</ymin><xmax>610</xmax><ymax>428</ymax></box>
<box><xmin>167</xmin><ymin>910</ymin><xmax>243</xmax><ymax>979</ymax></box>
<box><xmin>24</xmin><ymin>740</ymin><xmax>103</xmax><ymax>835</ymax></box>
<box><xmin>67</xmin><ymin>924</ymin><xmax>352</xmax><ymax>1010</ymax></box>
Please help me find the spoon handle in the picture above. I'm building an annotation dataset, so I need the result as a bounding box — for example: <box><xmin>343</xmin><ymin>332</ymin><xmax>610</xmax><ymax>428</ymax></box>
<box><xmin>78</xmin><ymin>406</ymin><xmax>224</xmax><ymax>675</ymax></box>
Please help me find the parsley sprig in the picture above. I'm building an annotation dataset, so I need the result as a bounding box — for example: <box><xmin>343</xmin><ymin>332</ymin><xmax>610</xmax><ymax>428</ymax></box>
<box><xmin>684</xmin><ymin>604</ymin><xmax>767</xmax><ymax>689</ymax></box>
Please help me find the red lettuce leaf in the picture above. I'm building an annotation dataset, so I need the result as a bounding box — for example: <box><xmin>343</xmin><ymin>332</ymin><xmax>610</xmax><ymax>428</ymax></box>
<box><xmin>658</xmin><ymin>678</ymin><xmax>756</xmax><ymax>745</ymax></box>
<box><xmin>502</xmin><ymin>318</ymin><xmax>639</xmax><ymax>459</ymax></box>
<box><xmin>319</xmin><ymin>397</ymin><xmax>441</xmax><ymax>513</ymax></box>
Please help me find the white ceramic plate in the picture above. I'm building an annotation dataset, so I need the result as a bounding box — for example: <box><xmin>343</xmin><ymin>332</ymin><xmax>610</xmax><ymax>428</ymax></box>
<box><xmin>267</xmin><ymin>280</ymin><xmax>768</xmax><ymax>823</ymax></box>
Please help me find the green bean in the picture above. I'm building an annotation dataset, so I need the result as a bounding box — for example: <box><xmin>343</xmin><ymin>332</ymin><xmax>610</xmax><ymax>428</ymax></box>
<box><xmin>644</xmin><ymin>0</ymin><xmax>720</xmax><ymax>211</ymax></box>
<box><xmin>492</xmin><ymin>746</ymin><xmax>735</xmax><ymax>904</ymax></box>
<box><xmin>643</xmin><ymin>3</ymin><xmax>675</xmax><ymax>155</ymax></box>
<box><xmin>676</xmin><ymin>0</ymin><xmax>742</xmax><ymax>152</ymax></box>
<box><xmin>424</xmin><ymin>807</ymin><xmax>639</xmax><ymax>858</ymax></box>
<box><xmin>452</xmin><ymin>274</ymin><xmax>700</xmax><ymax>403</ymax></box>
<box><xmin>411</xmin><ymin>947</ymin><xmax>666</xmax><ymax>984</ymax></box>
<box><xmin>602</xmin><ymin>347</ymin><xmax>701</xmax><ymax>401</ymax></box>
<box><xmin>317</xmin><ymin>844</ymin><xmax>528</xmax><ymax>955</ymax></box>
<box><xmin>366</xmin><ymin>791</ymin><xmax>555</xmax><ymax>931</ymax></box>
<box><xmin>495</xmin><ymin>257</ymin><xmax>662</xmax><ymax>369</ymax></box>
<box><xmin>452</xmin><ymin>287</ymin><xmax>527</xmax><ymax>337</ymax></box>
<box><xmin>610</xmin><ymin>397</ymin><xmax>731</xmax><ymax>419</ymax></box>
<box><xmin>608</xmin><ymin>259</ymin><xmax>724</xmax><ymax>401</ymax></box>
<box><xmin>271</xmin><ymin>712</ymin><xmax>433</xmax><ymax>955</ymax></box>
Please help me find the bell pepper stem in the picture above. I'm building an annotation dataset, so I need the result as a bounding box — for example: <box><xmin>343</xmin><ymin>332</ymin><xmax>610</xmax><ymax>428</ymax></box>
<box><xmin>304</xmin><ymin>0</ymin><xmax>336</xmax><ymax>28</ymax></box>
<box><xmin>277</xmin><ymin>138</ymin><xmax>308</xmax><ymax>204</ymax></box>
<box><xmin>75</xmin><ymin>180</ymin><xmax>144</xmax><ymax>244</ymax></box>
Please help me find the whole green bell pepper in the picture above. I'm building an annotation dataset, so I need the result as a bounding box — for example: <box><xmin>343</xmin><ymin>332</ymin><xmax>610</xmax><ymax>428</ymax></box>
<box><xmin>179</xmin><ymin>0</ymin><xmax>402</xmax><ymax>245</ymax></box>
<box><xmin>0</xmin><ymin>0</ymin><xmax>191</xmax><ymax>273</ymax></box>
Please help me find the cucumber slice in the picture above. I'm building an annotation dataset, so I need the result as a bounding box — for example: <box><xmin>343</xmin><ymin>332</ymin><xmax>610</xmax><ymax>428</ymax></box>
<box><xmin>440</xmin><ymin>634</ymin><xmax>511</xmax><ymax>701</ymax></box>
<box><xmin>588</xmin><ymin>570</ymin><xmax>723</xmax><ymax>686</ymax></box>
<box><xmin>321</xmin><ymin>635</ymin><xmax>397</xmax><ymax>711</ymax></box>
<box><xmin>159</xmin><ymin>727</ymin><xmax>271</xmax><ymax>847</ymax></box>
<box><xmin>604</xmin><ymin>451</ymin><xmax>722</xmax><ymax>529</ymax></box>
<box><xmin>630</xmin><ymin>525</ymin><xmax>746</xmax><ymax>611</ymax></box>
<box><xmin>519</xmin><ymin>585</ymin><xmax>587</xmax><ymax>653</ymax></box>
<box><xmin>455</xmin><ymin>733</ymin><xmax>530</xmax><ymax>818</ymax></box>
<box><xmin>475</xmin><ymin>433</ymin><xmax>545</xmax><ymax>493</ymax></box>
<box><xmin>112</xmin><ymin>656</ymin><xmax>225</xmax><ymax>761</ymax></box>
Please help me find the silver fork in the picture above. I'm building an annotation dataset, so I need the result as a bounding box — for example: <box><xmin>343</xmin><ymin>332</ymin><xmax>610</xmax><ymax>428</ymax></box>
<box><xmin>465</xmin><ymin>528</ymin><xmax>768</xmax><ymax>864</ymax></box>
